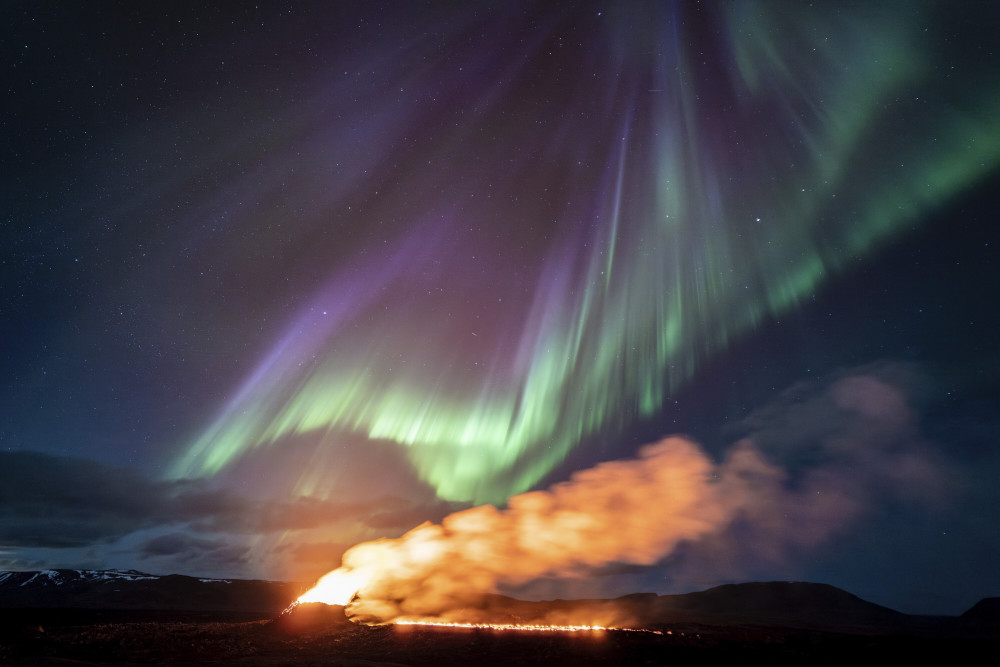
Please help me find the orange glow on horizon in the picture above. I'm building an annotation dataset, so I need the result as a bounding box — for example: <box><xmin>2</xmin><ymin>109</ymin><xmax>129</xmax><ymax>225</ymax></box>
<box><xmin>393</xmin><ymin>619</ymin><xmax>663</xmax><ymax>635</ymax></box>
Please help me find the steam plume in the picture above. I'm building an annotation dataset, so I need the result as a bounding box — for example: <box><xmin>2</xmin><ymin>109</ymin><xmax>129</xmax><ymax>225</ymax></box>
<box><xmin>301</xmin><ymin>436</ymin><xmax>830</xmax><ymax>622</ymax></box>
<box><xmin>301</xmin><ymin>368</ymin><xmax>949</xmax><ymax>623</ymax></box>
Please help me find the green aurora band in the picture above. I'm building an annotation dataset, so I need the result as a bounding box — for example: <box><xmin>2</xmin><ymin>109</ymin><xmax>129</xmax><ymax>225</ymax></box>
<box><xmin>171</xmin><ymin>2</ymin><xmax>1000</xmax><ymax>504</ymax></box>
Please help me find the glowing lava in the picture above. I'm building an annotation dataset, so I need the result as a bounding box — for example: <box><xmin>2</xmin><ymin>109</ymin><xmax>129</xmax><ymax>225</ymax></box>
<box><xmin>394</xmin><ymin>620</ymin><xmax>663</xmax><ymax>635</ymax></box>
<box><xmin>293</xmin><ymin>565</ymin><xmax>664</xmax><ymax>634</ymax></box>
<box><xmin>296</xmin><ymin>567</ymin><xmax>371</xmax><ymax>606</ymax></box>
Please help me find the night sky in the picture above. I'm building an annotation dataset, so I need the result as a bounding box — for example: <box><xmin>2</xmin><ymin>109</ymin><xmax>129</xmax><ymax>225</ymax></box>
<box><xmin>3</xmin><ymin>1</ymin><xmax>999</xmax><ymax>616</ymax></box>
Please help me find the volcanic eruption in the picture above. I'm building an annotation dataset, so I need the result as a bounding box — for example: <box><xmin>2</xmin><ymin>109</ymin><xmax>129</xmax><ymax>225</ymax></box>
<box><xmin>294</xmin><ymin>430</ymin><xmax>923</xmax><ymax>629</ymax></box>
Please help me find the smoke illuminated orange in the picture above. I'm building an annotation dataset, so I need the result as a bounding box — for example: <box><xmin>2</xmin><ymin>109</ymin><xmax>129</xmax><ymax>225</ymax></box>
<box><xmin>297</xmin><ymin>438</ymin><xmax>733</xmax><ymax>622</ymax></box>
<box><xmin>296</xmin><ymin>567</ymin><xmax>372</xmax><ymax>606</ymax></box>
<box><xmin>296</xmin><ymin>432</ymin><xmax>899</xmax><ymax>626</ymax></box>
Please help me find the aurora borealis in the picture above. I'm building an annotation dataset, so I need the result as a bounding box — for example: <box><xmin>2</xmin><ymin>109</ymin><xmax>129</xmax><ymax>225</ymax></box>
<box><xmin>3</xmin><ymin>1</ymin><xmax>1000</xmax><ymax>615</ymax></box>
<box><xmin>168</xmin><ymin>1</ymin><xmax>1000</xmax><ymax>504</ymax></box>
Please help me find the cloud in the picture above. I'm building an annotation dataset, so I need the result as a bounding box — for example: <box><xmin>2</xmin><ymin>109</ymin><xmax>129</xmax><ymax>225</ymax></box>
<box><xmin>169</xmin><ymin>486</ymin><xmax>379</xmax><ymax>534</ymax></box>
<box><xmin>731</xmin><ymin>362</ymin><xmax>950</xmax><ymax>503</ymax></box>
<box><xmin>0</xmin><ymin>452</ymin><xmax>161</xmax><ymax>547</ymax></box>
<box><xmin>0</xmin><ymin>449</ymin><xmax>444</xmax><ymax>575</ymax></box>
<box><xmin>137</xmin><ymin>532</ymin><xmax>229</xmax><ymax>558</ymax></box>
<box><xmin>657</xmin><ymin>363</ymin><xmax>952</xmax><ymax>586</ymax></box>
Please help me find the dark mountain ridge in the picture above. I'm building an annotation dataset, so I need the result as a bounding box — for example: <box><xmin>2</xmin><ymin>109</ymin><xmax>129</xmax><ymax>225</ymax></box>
<box><xmin>0</xmin><ymin>569</ymin><xmax>302</xmax><ymax>613</ymax></box>
<box><xmin>1</xmin><ymin>572</ymin><xmax>996</xmax><ymax>664</ymax></box>
<box><xmin>2</xmin><ymin>569</ymin><xmax>994</xmax><ymax>631</ymax></box>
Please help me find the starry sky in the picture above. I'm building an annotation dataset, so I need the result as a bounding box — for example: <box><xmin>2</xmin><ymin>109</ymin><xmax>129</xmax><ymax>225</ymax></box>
<box><xmin>2</xmin><ymin>1</ymin><xmax>999</xmax><ymax>616</ymax></box>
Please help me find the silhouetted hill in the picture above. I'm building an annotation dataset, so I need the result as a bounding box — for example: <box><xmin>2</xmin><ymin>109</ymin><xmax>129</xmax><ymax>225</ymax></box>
<box><xmin>0</xmin><ymin>569</ymin><xmax>301</xmax><ymax>613</ymax></box>
<box><xmin>963</xmin><ymin>597</ymin><xmax>1000</xmax><ymax>622</ymax></box>
<box><xmin>1</xmin><ymin>572</ymin><xmax>997</xmax><ymax>664</ymax></box>
<box><xmin>651</xmin><ymin>581</ymin><xmax>903</xmax><ymax>627</ymax></box>
<box><xmin>437</xmin><ymin>582</ymin><xmax>905</xmax><ymax>632</ymax></box>
<box><xmin>3</xmin><ymin>570</ymin><xmax>997</xmax><ymax>640</ymax></box>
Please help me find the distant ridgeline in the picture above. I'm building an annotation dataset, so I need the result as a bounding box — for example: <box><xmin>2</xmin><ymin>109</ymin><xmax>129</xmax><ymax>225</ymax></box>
<box><xmin>0</xmin><ymin>569</ymin><xmax>301</xmax><ymax>612</ymax></box>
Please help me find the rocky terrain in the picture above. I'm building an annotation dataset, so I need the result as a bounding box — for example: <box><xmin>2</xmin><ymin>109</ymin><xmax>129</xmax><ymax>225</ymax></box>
<box><xmin>1</xmin><ymin>571</ymin><xmax>996</xmax><ymax>664</ymax></box>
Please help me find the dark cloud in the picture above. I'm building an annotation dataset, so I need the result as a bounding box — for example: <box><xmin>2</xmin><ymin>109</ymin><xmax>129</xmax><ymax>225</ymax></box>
<box><xmin>138</xmin><ymin>532</ymin><xmax>228</xmax><ymax>558</ymax></box>
<box><xmin>362</xmin><ymin>498</ymin><xmax>463</xmax><ymax>531</ymax></box>
<box><xmin>727</xmin><ymin>362</ymin><xmax>951</xmax><ymax>501</ymax></box>
<box><xmin>135</xmin><ymin>532</ymin><xmax>250</xmax><ymax>571</ymax></box>
<box><xmin>0</xmin><ymin>555</ymin><xmax>49</xmax><ymax>572</ymax></box>
<box><xmin>209</xmin><ymin>431</ymin><xmax>446</xmax><ymax>511</ymax></box>
<box><xmin>0</xmin><ymin>452</ymin><xmax>161</xmax><ymax>547</ymax></box>
<box><xmin>0</xmin><ymin>450</ymin><xmax>442</xmax><ymax>556</ymax></box>
<box><xmin>654</xmin><ymin>364</ymin><xmax>955</xmax><ymax>592</ymax></box>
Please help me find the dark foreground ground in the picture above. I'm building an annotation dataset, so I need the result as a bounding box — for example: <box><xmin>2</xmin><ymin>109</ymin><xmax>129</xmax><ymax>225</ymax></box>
<box><xmin>1</xmin><ymin>608</ymin><xmax>996</xmax><ymax>666</ymax></box>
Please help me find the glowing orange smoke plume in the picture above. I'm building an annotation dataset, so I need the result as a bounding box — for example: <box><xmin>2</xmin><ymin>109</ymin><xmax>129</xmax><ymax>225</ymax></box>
<box><xmin>298</xmin><ymin>437</ymin><xmax>740</xmax><ymax>622</ymax></box>
<box><xmin>297</xmin><ymin>375</ymin><xmax>944</xmax><ymax>626</ymax></box>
